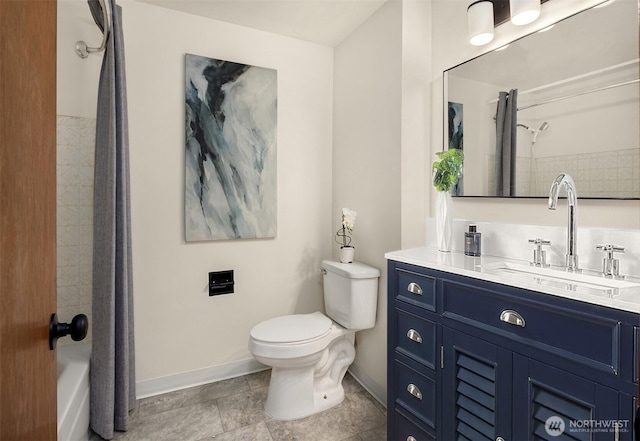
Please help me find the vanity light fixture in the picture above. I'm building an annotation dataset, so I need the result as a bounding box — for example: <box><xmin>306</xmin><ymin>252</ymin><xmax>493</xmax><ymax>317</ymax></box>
<box><xmin>468</xmin><ymin>1</ymin><xmax>495</xmax><ymax>46</ymax></box>
<box><xmin>510</xmin><ymin>0</ymin><xmax>541</xmax><ymax>25</ymax></box>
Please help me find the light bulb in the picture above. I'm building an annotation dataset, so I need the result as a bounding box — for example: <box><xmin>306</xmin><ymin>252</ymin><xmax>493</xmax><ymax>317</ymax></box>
<box><xmin>510</xmin><ymin>0</ymin><xmax>540</xmax><ymax>26</ymax></box>
<box><xmin>468</xmin><ymin>1</ymin><xmax>494</xmax><ymax>46</ymax></box>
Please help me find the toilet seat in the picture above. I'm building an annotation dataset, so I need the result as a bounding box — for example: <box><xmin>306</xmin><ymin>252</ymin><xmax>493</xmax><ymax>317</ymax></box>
<box><xmin>251</xmin><ymin>312</ymin><xmax>332</xmax><ymax>343</ymax></box>
<box><xmin>249</xmin><ymin>312</ymin><xmax>335</xmax><ymax>359</ymax></box>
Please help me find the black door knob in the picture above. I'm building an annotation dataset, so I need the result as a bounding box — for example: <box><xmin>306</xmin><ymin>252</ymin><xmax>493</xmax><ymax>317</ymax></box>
<box><xmin>49</xmin><ymin>313</ymin><xmax>88</xmax><ymax>350</ymax></box>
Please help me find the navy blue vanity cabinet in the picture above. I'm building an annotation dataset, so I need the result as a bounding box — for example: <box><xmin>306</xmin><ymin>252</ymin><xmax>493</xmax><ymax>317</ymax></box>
<box><xmin>388</xmin><ymin>263</ymin><xmax>440</xmax><ymax>440</ymax></box>
<box><xmin>387</xmin><ymin>259</ymin><xmax>639</xmax><ymax>441</ymax></box>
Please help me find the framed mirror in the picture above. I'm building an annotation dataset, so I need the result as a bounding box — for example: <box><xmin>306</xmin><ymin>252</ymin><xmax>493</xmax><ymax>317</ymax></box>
<box><xmin>444</xmin><ymin>0</ymin><xmax>639</xmax><ymax>199</ymax></box>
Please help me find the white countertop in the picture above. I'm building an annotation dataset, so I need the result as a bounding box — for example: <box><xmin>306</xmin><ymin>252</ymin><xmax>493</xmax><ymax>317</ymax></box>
<box><xmin>385</xmin><ymin>247</ymin><xmax>640</xmax><ymax>314</ymax></box>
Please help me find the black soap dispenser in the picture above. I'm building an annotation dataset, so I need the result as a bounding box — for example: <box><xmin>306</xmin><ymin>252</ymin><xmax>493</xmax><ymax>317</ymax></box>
<box><xmin>464</xmin><ymin>225</ymin><xmax>481</xmax><ymax>257</ymax></box>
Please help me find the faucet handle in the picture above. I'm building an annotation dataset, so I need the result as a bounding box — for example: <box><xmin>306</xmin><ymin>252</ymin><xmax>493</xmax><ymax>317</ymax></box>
<box><xmin>595</xmin><ymin>244</ymin><xmax>625</xmax><ymax>255</ymax></box>
<box><xmin>529</xmin><ymin>238</ymin><xmax>551</xmax><ymax>246</ymax></box>
<box><xmin>595</xmin><ymin>244</ymin><xmax>625</xmax><ymax>279</ymax></box>
<box><xmin>529</xmin><ymin>238</ymin><xmax>551</xmax><ymax>267</ymax></box>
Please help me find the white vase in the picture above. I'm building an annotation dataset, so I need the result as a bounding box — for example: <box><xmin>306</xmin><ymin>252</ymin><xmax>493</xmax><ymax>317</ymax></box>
<box><xmin>436</xmin><ymin>191</ymin><xmax>453</xmax><ymax>252</ymax></box>
<box><xmin>339</xmin><ymin>246</ymin><xmax>355</xmax><ymax>263</ymax></box>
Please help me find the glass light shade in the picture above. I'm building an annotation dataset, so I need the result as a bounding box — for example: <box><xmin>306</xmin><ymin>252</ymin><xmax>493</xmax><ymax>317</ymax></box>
<box><xmin>468</xmin><ymin>1</ymin><xmax>494</xmax><ymax>46</ymax></box>
<box><xmin>510</xmin><ymin>0</ymin><xmax>541</xmax><ymax>25</ymax></box>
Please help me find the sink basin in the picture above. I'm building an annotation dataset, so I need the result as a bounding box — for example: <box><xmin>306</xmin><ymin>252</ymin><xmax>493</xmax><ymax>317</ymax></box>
<box><xmin>481</xmin><ymin>261</ymin><xmax>640</xmax><ymax>297</ymax></box>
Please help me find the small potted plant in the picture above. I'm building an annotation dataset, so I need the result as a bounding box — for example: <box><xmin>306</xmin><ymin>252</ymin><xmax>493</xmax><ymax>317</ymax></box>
<box><xmin>335</xmin><ymin>208</ymin><xmax>356</xmax><ymax>263</ymax></box>
<box><xmin>432</xmin><ymin>148</ymin><xmax>464</xmax><ymax>251</ymax></box>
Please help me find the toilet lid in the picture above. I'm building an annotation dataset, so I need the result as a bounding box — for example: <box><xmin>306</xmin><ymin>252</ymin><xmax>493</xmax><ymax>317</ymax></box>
<box><xmin>250</xmin><ymin>312</ymin><xmax>332</xmax><ymax>344</ymax></box>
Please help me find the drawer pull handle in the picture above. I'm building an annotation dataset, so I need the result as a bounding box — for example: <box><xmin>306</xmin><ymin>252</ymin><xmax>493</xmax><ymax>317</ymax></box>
<box><xmin>500</xmin><ymin>309</ymin><xmax>526</xmax><ymax>328</ymax></box>
<box><xmin>407</xmin><ymin>282</ymin><xmax>423</xmax><ymax>295</ymax></box>
<box><xmin>407</xmin><ymin>437</ymin><xmax>417</xmax><ymax>441</ymax></box>
<box><xmin>407</xmin><ymin>383</ymin><xmax>422</xmax><ymax>400</ymax></box>
<box><xmin>406</xmin><ymin>329</ymin><xmax>423</xmax><ymax>343</ymax></box>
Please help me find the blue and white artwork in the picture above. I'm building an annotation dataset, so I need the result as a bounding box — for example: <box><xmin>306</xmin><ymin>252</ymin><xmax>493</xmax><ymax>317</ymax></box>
<box><xmin>448</xmin><ymin>101</ymin><xmax>463</xmax><ymax>196</ymax></box>
<box><xmin>185</xmin><ymin>54</ymin><xmax>277</xmax><ymax>241</ymax></box>
<box><xmin>448</xmin><ymin>102</ymin><xmax>463</xmax><ymax>151</ymax></box>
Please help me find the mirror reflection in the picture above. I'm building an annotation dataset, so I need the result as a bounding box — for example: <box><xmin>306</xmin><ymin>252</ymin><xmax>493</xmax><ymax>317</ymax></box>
<box><xmin>444</xmin><ymin>0</ymin><xmax>639</xmax><ymax>199</ymax></box>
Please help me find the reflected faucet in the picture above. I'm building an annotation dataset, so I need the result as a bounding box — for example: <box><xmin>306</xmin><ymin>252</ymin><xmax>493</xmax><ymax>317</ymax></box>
<box><xmin>548</xmin><ymin>173</ymin><xmax>580</xmax><ymax>272</ymax></box>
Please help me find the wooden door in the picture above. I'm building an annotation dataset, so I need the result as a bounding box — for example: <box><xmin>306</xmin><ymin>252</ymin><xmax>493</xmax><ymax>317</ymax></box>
<box><xmin>0</xmin><ymin>0</ymin><xmax>58</xmax><ymax>439</ymax></box>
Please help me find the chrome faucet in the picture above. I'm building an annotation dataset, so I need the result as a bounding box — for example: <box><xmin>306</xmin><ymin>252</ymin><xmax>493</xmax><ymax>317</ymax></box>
<box><xmin>548</xmin><ymin>173</ymin><xmax>580</xmax><ymax>272</ymax></box>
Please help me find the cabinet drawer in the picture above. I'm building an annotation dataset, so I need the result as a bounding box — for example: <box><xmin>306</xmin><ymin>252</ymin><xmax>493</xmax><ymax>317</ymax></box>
<box><xmin>395</xmin><ymin>360</ymin><xmax>436</xmax><ymax>431</ymax></box>
<box><xmin>396</xmin><ymin>307</ymin><xmax>437</xmax><ymax>369</ymax></box>
<box><xmin>394</xmin><ymin>409</ymin><xmax>436</xmax><ymax>441</ymax></box>
<box><xmin>442</xmin><ymin>280</ymin><xmax>621</xmax><ymax>375</ymax></box>
<box><xmin>397</xmin><ymin>269</ymin><xmax>436</xmax><ymax>311</ymax></box>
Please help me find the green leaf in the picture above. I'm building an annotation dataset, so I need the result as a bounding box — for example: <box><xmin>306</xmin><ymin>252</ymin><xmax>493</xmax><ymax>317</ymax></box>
<box><xmin>432</xmin><ymin>148</ymin><xmax>464</xmax><ymax>193</ymax></box>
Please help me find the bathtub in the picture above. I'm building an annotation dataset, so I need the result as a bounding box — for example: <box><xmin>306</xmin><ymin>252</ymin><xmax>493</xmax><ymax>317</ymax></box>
<box><xmin>57</xmin><ymin>344</ymin><xmax>91</xmax><ymax>441</ymax></box>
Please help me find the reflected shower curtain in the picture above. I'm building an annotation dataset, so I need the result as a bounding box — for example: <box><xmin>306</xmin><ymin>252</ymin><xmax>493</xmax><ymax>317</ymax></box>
<box><xmin>88</xmin><ymin>0</ymin><xmax>136</xmax><ymax>439</ymax></box>
<box><xmin>494</xmin><ymin>89</ymin><xmax>518</xmax><ymax>196</ymax></box>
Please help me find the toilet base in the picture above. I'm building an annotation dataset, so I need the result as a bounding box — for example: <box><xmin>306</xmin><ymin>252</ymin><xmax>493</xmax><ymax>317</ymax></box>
<box><xmin>264</xmin><ymin>368</ymin><xmax>346</xmax><ymax>420</ymax></box>
<box><xmin>262</xmin><ymin>333</ymin><xmax>355</xmax><ymax>421</ymax></box>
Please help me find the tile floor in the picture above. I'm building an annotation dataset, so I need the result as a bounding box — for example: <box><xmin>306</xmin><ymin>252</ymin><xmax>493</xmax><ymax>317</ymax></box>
<box><xmin>91</xmin><ymin>370</ymin><xmax>387</xmax><ymax>441</ymax></box>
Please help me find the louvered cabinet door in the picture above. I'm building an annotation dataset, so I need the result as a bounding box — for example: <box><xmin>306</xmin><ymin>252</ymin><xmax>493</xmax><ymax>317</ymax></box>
<box><xmin>442</xmin><ymin>327</ymin><xmax>513</xmax><ymax>441</ymax></box>
<box><xmin>512</xmin><ymin>355</ymin><xmax>620</xmax><ymax>441</ymax></box>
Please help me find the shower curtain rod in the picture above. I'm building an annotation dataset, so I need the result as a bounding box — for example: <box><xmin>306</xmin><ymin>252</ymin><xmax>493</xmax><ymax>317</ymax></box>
<box><xmin>75</xmin><ymin>0</ymin><xmax>111</xmax><ymax>59</ymax></box>
<box><xmin>487</xmin><ymin>58</ymin><xmax>639</xmax><ymax>105</ymax></box>
<box><xmin>516</xmin><ymin>78</ymin><xmax>639</xmax><ymax>111</ymax></box>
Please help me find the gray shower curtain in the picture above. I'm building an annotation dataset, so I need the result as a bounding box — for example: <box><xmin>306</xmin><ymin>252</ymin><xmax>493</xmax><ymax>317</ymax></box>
<box><xmin>88</xmin><ymin>0</ymin><xmax>136</xmax><ymax>439</ymax></box>
<box><xmin>494</xmin><ymin>89</ymin><xmax>518</xmax><ymax>196</ymax></box>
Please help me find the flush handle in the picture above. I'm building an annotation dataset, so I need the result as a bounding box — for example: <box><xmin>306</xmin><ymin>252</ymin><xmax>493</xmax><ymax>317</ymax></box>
<box><xmin>406</xmin><ymin>329</ymin><xmax>423</xmax><ymax>343</ymax></box>
<box><xmin>500</xmin><ymin>309</ymin><xmax>526</xmax><ymax>328</ymax></box>
<box><xmin>407</xmin><ymin>383</ymin><xmax>423</xmax><ymax>400</ymax></box>
<box><xmin>407</xmin><ymin>282</ymin><xmax>423</xmax><ymax>295</ymax></box>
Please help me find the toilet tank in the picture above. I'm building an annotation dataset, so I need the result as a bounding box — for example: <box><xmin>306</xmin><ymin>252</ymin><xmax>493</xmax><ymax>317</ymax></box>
<box><xmin>321</xmin><ymin>260</ymin><xmax>380</xmax><ymax>330</ymax></box>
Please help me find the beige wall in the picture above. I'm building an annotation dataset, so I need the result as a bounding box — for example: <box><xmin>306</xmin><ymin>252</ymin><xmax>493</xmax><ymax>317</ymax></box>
<box><xmin>127</xmin><ymin>1</ymin><xmax>334</xmax><ymax>383</ymax></box>
<box><xmin>401</xmin><ymin>0</ymin><xmax>432</xmax><ymax>249</ymax></box>
<box><xmin>332</xmin><ymin>1</ymin><xmax>403</xmax><ymax>403</ymax></box>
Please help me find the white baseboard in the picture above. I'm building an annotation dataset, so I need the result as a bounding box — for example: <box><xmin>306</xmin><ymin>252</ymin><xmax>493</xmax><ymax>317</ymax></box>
<box><xmin>348</xmin><ymin>362</ymin><xmax>387</xmax><ymax>407</ymax></box>
<box><xmin>136</xmin><ymin>357</ymin><xmax>388</xmax><ymax>408</ymax></box>
<box><xmin>136</xmin><ymin>358</ymin><xmax>268</xmax><ymax>399</ymax></box>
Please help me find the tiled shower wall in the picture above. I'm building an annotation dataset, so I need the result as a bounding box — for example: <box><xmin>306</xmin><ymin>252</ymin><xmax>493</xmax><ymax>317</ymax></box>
<box><xmin>56</xmin><ymin>115</ymin><xmax>95</xmax><ymax>345</ymax></box>
<box><xmin>486</xmin><ymin>148</ymin><xmax>640</xmax><ymax>198</ymax></box>
<box><xmin>533</xmin><ymin>148</ymin><xmax>640</xmax><ymax>198</ymax></box>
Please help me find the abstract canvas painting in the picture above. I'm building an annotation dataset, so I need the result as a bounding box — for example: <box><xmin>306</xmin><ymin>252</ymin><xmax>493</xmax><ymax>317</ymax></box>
<box><xmin>185</xmin><ymin>54</ymin><xmax>277</xmax><ymax>241</ymax></box>
<box><xmin>448</xmin><ymin>101</ymin><xmax>463</xmax><ymax>151</ymax></box>
<box><xmin>448</xmin><ymin>101</ymin><xmax>463</xmax><ymax>195</ymax></box>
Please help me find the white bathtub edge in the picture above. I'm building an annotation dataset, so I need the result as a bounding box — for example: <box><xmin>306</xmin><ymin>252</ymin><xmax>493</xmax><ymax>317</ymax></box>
<box><xmin>57</xmin><ymin>344</ymin><xmax>91</xmax><ymax>441</ymax></box>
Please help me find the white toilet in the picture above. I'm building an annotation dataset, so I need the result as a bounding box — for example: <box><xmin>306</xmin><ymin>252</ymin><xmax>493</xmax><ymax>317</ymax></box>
<box><xmin>248</xmin><ymin>259</ymin><xmax>380</xmax><ymax>420</ymax></box>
